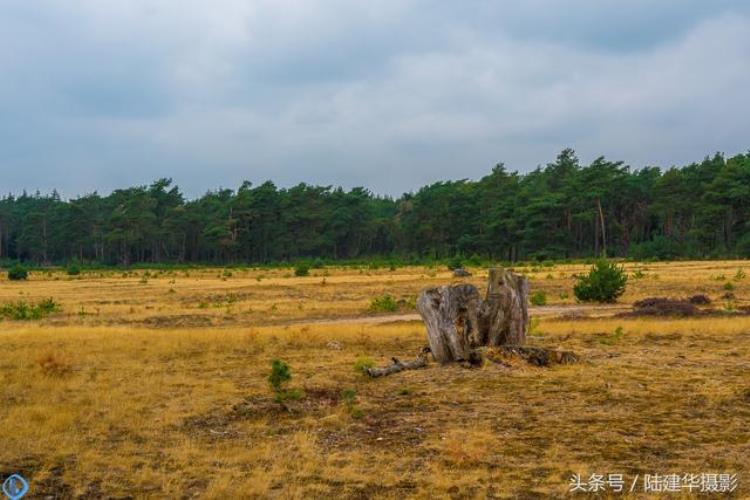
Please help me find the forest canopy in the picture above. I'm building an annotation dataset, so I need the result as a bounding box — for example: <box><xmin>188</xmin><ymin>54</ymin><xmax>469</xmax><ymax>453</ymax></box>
<box><xmin>1</xmin><ymin>149</ymin><xmax>749</xmax><ymax>265</ymax></box>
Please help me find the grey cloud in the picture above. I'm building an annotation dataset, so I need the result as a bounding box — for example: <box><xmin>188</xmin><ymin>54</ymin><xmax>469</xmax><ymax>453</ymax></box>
<box><xmin>0</xmin><ymin>1</ymin><xmax>748</xmax><ymax>198</ymax></box>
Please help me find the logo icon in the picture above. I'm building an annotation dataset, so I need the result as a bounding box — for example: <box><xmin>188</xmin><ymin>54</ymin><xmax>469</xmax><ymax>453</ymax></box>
<box><xmin>2</xmin><ymin>474</ymin><xmax>28</xmax><ymax>500</ymax></box>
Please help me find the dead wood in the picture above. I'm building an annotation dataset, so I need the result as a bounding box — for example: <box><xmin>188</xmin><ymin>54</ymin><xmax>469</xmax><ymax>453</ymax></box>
<box><xmin>366</xmin><ymin>347</ymin><xmax>431</xmax><ymax>378</ymax></box>
<box><xmin>368</xmin><ymin>267</ymin><xmax>578</xmax><ymax>376</ymax></box>
<box><xmin>416</xmin><ymin>267</ymin><xmax>529</xmax><ymax>363</ymax></box>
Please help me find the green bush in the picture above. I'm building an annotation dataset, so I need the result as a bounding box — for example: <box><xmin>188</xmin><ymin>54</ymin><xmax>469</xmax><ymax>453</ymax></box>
<box><xmin>530</xmin><ymin>291</ymin><xmax>547</xmax><ymax>306</ymax></box>
<box><xmin>268</xmin><ymin>359</ymin><xmax>301</xmax><ymax>403</ymax></box>
<box><xmin>294</xmin><ymin>263</ymin><xmax>310</xmax><ymax>277</ymax></box>
<box><xmin>341</xmin><ymin>388</ymin><xmax>364</xmax><ymax>418</ymax></box>
<box><xmin>353</xmin><ymin>356</ymin><xmax>376</xmax><ymax>374</ymax></box>
<box><xmin>0</xmin><ymin>298</ymin><xmax>60</xmax><ymax>320</ymax></box>
<box><xmin>599</xmin><ymin>326</ymin><xmax>625</xmax><ymax>346</ymax></box>
<box><xmin>66</xmin><ymin>263</ymin><xmax>81</xmax><ymax>276</ymax></box>
<box><xmin>7</xmin><ymin>264</ymin><xmax>28</xmax><ymax>281</ymax></box>
<box><xmin>446</xmin><ymin>255</ymin><xmax>463</xmax><ymax>271</ymax></box>
<box><xmin>369</xmin><ymin>294</ymin><xmax>398</xmax><ymax>312</ymax></box>
<box><xmin>467</xmin><ymin>254</ymin><xmax>483</xmax><ymax>266</ymax></box>
<box><xmin>573</xmin><ymin>260</ymin><xmax>627</xmax><ymax>303</ymax></box>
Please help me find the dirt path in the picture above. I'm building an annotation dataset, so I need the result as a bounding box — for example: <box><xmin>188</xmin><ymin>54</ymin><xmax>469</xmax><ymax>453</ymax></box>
<box><xmin>297</xmin><ymin>303</ymin><xmax>628</xmax><ymax>326</ymax></box>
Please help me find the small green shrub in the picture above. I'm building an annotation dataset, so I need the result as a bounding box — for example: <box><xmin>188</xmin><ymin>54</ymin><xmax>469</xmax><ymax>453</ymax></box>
<box><xmin>446</xmin><ymin>256</ymin><xmax>463</xmax><ymax>271</ymax></box>
<box><xmin>369</xmin><ymin>294</ymin><xmax>398</xmax><ymax>312</ymax></box>
<box><xmin>66</xmin><ymin>263</ymin><xmax>81</xmax><ymax>276</ymax></box>
<box><xmin>467</xmin><ymin>254</ymin><xmax>482</xmax><ymax>266</ymax></box>
<box><xmin>734</xmin><ymin>268</ymin><xmax>746</xmax><ymax>281</ymax></box>
<box><xmin>573</xmin><ymin>260</ymin><xmax>627</xmax><ymax>303</ymax></box>
<box><xmin>723</xmin><ymin>282</ymin><xmax>735</xmax><ymax>291</ymax></box>
<box><xmin>353</xmin><ymin>356</ymin><xmax>376</xmax><ymax>374</ymax></box>
<box><xmin>0</xmin><ymin>298</ymin><xmax>60</xmax><ymax>320</ymax></box>
<box><xmin>530</xmin><ymin>291</ymin><xmax>547</xmax><ymax>306</ymax></box>
<box><xmin>631</xmin><ymin>269</ymin><xmax>645</xmax><ymax>280</ymax></box>
<box><xmin>7</xmin><ymin>264</ymin><xmax>28</xmax><ymax>281</ymax></box>
<box><xmin>341</xmin><ymin>388</ymin><xmax>363</xmax><ymax>417</ymax></box>
<box><xmin>599</xmin><ymin>326</ymin><xmax>625</xmax><ymax>345</ymax></box>
<box><xmin>268</xmin><ymin>359</ymin><xmax>300</xmax><ymax>402</ymax></box>
<box><xmin>294</xmin><ymin>264</ymin><xmax>310</xmax><ymax>277</ymax></box>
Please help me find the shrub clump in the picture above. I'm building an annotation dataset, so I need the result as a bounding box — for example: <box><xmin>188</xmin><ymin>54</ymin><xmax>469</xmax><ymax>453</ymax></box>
<box><xmin>353</xmin><ymin>356</ymin><xmax>376</xmax><ymax>374</ymax></box>
<box><xmin>294</xmin><ymin>263</ymin><xmax>310</xmax><ymax>277</ymax></box>
<box><xmin>369</xmin><ymin>294</ymin><xmax>398</xmax><ymax>312</ymax></box>
<box><xmin>573</xmin><ymin>260</ymin><xmax>627</xmax><ymax>303</ymax></box>
<box><xmin>341</xmin><ymin>388</ymin><xmax>364</xmax><ymax>418</ymax></box>
<box><xmin>530</xmin><ymin>291</ymin><xmax>547</xmax><ymax>306</ymax></box>
<box><xmin>446</xmin><ymin>256</ymin><xmax>463</xmax><ymax>271</ymax></box>
<box><xmin>7</xmin><ymin>264</ymin><xmax>28</xmax><ymax>281</ymax></box>
<box><xmin>268</xmin><ymin>359</ymin><xmax>301</xmax><ymax>403</ymax></box>
<box><xmin>66</xmin><ymin>263</ymin><xmax>82</xmax><ymax>276</ymax></box>
<box><xmin>0</xmin><ymin>298</ymin><xmax>60</xmax><ymax>320</ymax></box>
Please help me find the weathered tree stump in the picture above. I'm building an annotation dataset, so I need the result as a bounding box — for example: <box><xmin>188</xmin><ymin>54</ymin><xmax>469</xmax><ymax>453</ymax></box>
<box><xmin>417</xmin><ymin>267</ymin><xmax>529</xmax><ymax>363</ymax></box>
<box><xmin>366</xmin><ymin>267</ymin><xmax>578</xmax><ymax>377</ymax></box>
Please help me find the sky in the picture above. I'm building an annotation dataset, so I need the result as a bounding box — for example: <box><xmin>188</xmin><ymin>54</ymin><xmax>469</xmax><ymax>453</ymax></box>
<box><xmin>1</xmin><ymin>0</ymin><xmax>749</xmax><ymax>198</ymax></box>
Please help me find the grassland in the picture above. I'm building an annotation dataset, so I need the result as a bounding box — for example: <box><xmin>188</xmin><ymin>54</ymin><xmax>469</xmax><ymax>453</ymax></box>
<box><xmin>0</xmin><ymin>261</ymin><xmax>749</xmax><ymax>498</ymax></box>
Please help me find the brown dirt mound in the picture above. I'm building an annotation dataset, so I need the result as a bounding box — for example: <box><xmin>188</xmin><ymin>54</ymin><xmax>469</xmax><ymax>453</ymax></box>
<box><xmin>628</xmin><ymin>297</ymin><xmax>701</xmax><ymax>317</ymax></box>
<box><xmin>688</xmin><ymin>294</ymin><xmax>711</xmax><ymax>305</ymax></box>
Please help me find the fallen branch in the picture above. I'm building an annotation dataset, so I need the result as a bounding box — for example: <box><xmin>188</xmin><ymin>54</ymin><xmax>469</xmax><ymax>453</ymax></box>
<box><xmin>366</xmin><ymin>347</ymin><xmax>431</xmax><ymax>378</ymax></box>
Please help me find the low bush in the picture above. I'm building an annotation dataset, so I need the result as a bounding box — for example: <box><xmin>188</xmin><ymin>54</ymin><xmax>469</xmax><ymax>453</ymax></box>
<box><xmin>599</xmin><ymin>326</ymin><xmax>625</xmax><ymax>346</ymax></box>
<box><xmin>66</xmin><ymin>263</ymin><xmax>81</xmax><ymax>276</ymax></box>
<box><xmin>7</xmin><ymin>264</ymin><xmax>28</xmax><ymax>281</ymax></box>
<box><xmin>573</xmin><ymin>260</ymin><xmax>627</xmax><ymax>303</ymax></box>
<box><xmin>530</xmin><ymin>291</ymin><xmax>547</xmax><ymax>306</ymax></box>
<box><xmin>294</xmin><ymin>263</ymin><xmax>310</xmax><ymax>277</ymax></box>
<box><xmin>446</xmin><ymin>256</ymin><xmax>463</xmax><ymax>271</ymax></box>
<box><xmin>268</xmin><ymin>359</ymin><xmax>301</xmax><ymax>403</ymax></box>
<box><xmin>353</xmin><ymin>356</ymin><xmax>376</xmax><ymax>374</ymax></box>
<box><xmin>0</xmin><ymin>298</ymin><xmax>60</xmax><ymax>320</ymax></box>
<box><xmin>341</xmin><ymin>388</ymin><xmax>364</xmax><ymax>418</ymax></box>
<box><xmin>369</xmin><ymin>294</ymin><xmax>398</xmax><ymax>312</ymax></box>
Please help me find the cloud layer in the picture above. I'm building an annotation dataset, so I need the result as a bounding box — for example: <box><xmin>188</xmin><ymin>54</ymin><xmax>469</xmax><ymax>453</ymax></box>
<box><xmin>1</xmin><ymin>1</ymin><xmax>749</xmax><ymax>197</ymax></box>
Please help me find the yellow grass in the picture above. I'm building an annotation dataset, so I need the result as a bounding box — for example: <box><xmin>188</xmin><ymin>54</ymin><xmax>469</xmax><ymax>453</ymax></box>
<box><xmin>1</xmin><ymin>261</ymin><xmax>749</xmax><ymax>497</ymax></box>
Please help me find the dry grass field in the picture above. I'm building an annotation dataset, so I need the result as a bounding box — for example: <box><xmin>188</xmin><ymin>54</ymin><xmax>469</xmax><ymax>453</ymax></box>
<box><xmin>1</xmin><ymin>261</ymin><xmax>749</xmax><ymax>498</ymax></box>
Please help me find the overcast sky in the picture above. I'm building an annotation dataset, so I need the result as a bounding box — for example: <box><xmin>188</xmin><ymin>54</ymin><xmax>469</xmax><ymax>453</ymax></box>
<box><xmin>2</xmin><ymin>1</ymin><xmax>749</xmax><ymax>198</ymax></box>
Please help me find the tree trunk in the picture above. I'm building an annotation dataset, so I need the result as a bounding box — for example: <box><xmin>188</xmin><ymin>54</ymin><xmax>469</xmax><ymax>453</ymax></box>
<box><xmin>596</xmin><ymin>197</ymin><xmax>607</xmax><ymax>257</ymax></box>
<box><xmin>416</xmin><ymin>267</ymin><xmax>529</xmax><ymax>364</ymax></box>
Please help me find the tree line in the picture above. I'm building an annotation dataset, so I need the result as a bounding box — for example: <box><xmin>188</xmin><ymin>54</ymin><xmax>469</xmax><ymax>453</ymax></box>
<box><xmin>1</xmin><ymin>148</ymin><xmax>748</xmax><ymax>266</ymax></box>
